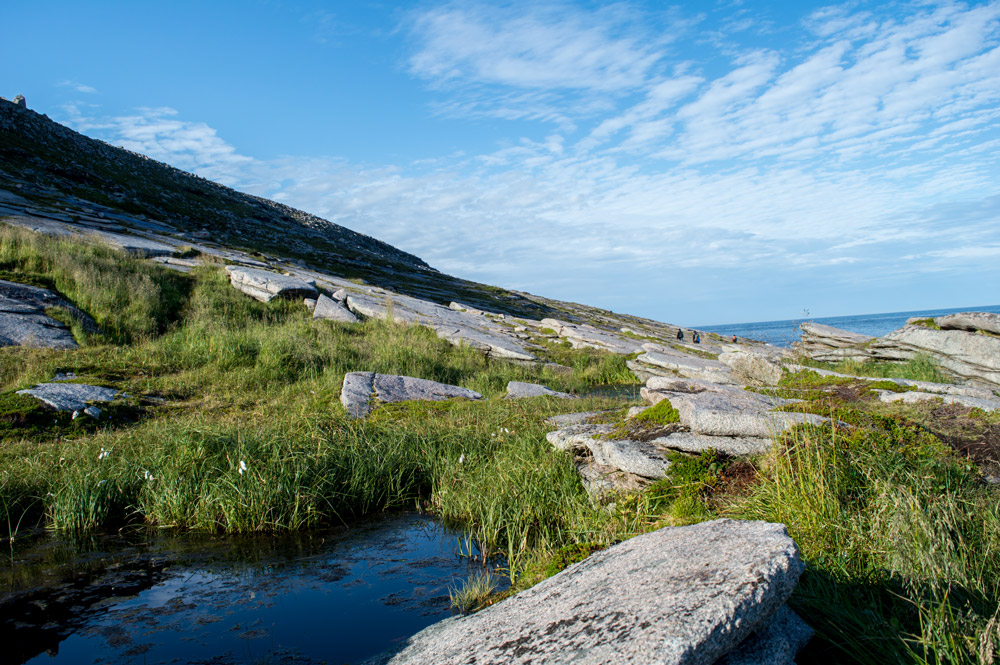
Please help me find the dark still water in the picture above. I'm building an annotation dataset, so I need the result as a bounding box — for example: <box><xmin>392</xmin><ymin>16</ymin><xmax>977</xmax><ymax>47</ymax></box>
<box><xmin>699</xmin><ymin>304</ymin><xmax>1000</xmax><ymax>348</ymax></box>
<box><xmin>2</xmin><ymin>513</ymin><xmax>499</xmax><ymax>665</ymax></box>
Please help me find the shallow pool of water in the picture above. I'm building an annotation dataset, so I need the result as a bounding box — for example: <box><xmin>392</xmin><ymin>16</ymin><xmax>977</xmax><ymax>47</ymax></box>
<box><xmin>1</xmin><ymin>513</ymin><xmax>499</xmax><ymax>665</ymax></box>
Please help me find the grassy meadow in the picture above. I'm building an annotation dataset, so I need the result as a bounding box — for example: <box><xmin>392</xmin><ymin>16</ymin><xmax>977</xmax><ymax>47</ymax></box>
<box><xmin>2</xmin><ymin>224</ymin><xmax>999</xmax><ymax>663</ymax></box>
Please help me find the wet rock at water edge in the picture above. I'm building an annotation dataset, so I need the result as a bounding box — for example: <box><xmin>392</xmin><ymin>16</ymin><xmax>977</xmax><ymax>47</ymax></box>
<box><xmin>340</xmin><ymin>372</ymin><xmax>483</xmax><ymax>418</ymax></box>
<box><xmin>363</xmin><ymin>519</ymin><xmax>809</xmax><ymax>665</ymax></box>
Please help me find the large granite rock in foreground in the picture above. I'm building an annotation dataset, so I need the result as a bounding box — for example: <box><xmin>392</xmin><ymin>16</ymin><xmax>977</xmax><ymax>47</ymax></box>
<box><xmin>341</xmin><ymin>372</ymin><xmax>483</xmax><ymax>418</ymax></box>
<box><xmin>365</xmin><ymin>519</ymin><xmax>809</xmax><ymax>665</ymax></box>
<box><xmin>225</xmin><ymin>266</ymin><xmax>318</xmax><ymax>303</ymax></box>
<box><xmin>0</xmin><ymin>279</ymin><xmax>94</xmax><ymax>349</ymax></box>
<box><xmin>867</xmin><ymin>324</ymin><xmax>1000</xmax><ymax>388</ymax></box>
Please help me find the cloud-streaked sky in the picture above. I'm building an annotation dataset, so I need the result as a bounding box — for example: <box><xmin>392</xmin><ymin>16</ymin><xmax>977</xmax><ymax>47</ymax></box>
<box><xmin>3</xmin><ymin>1</ymin><xmax>999</xmax><ymax>325</ymax></box>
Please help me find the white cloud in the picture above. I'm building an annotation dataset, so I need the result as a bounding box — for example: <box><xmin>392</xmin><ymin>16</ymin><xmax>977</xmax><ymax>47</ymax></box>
<box><xmin>58</xmin><ymin>80</ymin><xmax>98</xmax><ymax>94</ymax></box>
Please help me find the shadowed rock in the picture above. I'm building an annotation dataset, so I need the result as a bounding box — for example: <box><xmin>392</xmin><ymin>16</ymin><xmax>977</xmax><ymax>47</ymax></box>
<box><xmin>341</xmin><ymin>372</ymin><xmax>483</xmax><ymax>418</ymax></box>
<box><xmin>505</xmin><ymin>381</ymin><xmax>577</xmax><ymax>399</ymax></box>
<box><xmin>225</xmin><ymin>266</ymin><xmax>318</xmax><ymax>303</ymax></box>
<box><xmin>313</xmin><ymin>294</ymin><xmax>358</xmax><ymax>322</ymax></box>
<box><xmin>0</xmin><ymin>279</ymin><xmax>94</xmax><ymax>349</ymax></box>
<box><xmin>364</xmin><ymin>519</ymin><xmax>807</xmax><ymax>665</ymax></box>
<box><xmin>719</xmin><ymin>605</ymin><xmax>814</xmax><ymax>665</ymax></box>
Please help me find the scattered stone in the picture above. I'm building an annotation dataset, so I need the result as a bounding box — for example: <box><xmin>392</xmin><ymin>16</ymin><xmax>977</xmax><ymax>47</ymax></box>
<box><xmin>12</xmin><ymin>94</ymin><xmax>26</xmax><ymax>109</ymax></box>
<box><xmin>331</xmin><ymin>288</ymin><xmax>348</xmax><ymax>301</ymax></box>
<box><xmin>0</xmin><ymin>279</ymin><xmax>94</xmax><ymax>350</ymax></box>
<box><xmin>225</xmin><ymin>266</ymin><xmax>318</xmax><ymax>303</ymax></box>
<box><xmin>313</xmin><ymin>294</ymin><xmax>358</xmax><ymax>323</ymax></box>
<box><xmin>449</xmin><ymin>301</ymin><xmax>485</xmax><ymax>316</ymax></box>
<box><xmin>364</xmin><ymin>519</ymin><xmax>806</xmax><ymax>665</ymax></box>
<box><xmin>16</xmin><ymin>383</ymin><xmax>123</xmax><ymax>412</ymax></box>
<box><xmin>340</xmin><ymin>372</ymin><xmax>483</xmax><ymax>418</ymax></box>
<box><xmin>303</xmin><ymin>298</ymin><xmax>317</xmax><ymax>311</ymax></box>
<box><xmin>83</xmin><ymin>405</ymin><xmax>102</xmax><ymax>419</ymax></box>
<box><xmin>505</xmin><ymin>381</ymin><xmax>577</xmax><ymax>400</ymax></box>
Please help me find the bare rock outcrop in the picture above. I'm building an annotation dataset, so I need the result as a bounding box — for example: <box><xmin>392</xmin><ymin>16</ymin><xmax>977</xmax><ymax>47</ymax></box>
<box><xmin>340</xmin><ymin>372</ymin><xmax>483</xmax><ymax>418</ymax></box>
<box><xmin>364</xmin><ymin>519</ymin><xmax>809</xmax><ymax>665</ymax></box>
<box><xmin>0</xmin><ymin>279</ymin><xmax>95</xmax><ymax>349</ymax></box>
<box><xmin>867</xmin><ymin>325</ymin><xmax>1000</xmax><ymax>388</ymax></box>
<box><xmin>794</xmin><ymin>322</ymin><xmax>873</xmax><ymax>362</ymax></box>
<box><xmin>225</xmin><ymin>266</ymin><xmax>318</xmax><ymax>303</ymax></box>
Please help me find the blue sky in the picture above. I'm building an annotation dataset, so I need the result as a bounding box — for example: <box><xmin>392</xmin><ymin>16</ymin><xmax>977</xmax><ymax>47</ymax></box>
<box><xmin>3</xmin><ymin>1</ymin><xmax>999</xmax><ymax>325</ymax></box>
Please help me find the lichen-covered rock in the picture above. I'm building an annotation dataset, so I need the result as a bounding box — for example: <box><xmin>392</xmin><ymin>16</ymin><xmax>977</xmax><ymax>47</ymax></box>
<box><xmin>794</xmin><ymin>322</ymin><xmax>873</xmax><ymax>362</ymax></box>
<box><xmin>719</xmin><ymin>605</ymin><xmax>814</xmax><ymax>665</ymax></box>
<box><xmin>628</xmin><ymin>350</ymin><xmax>735</xmax><ymax>384</ymax></box>
<box><xmin>364</xmin><ymin>519</ymin><xmax>806</xmax><ymax>665</ymax></box>
<box><xmin>225</xmin><ymin>266</ymin><xmax>318</xmax><ymax>303</ymax></box>
<box><xmin>718</xmin><ymin>350</ymin><xmax>784</xmax><ymax>386</ymax></box>
<box><xmin>340</xmin><ymin>372</ymin><xmax>483</xmax><ymax>418</ymax></box>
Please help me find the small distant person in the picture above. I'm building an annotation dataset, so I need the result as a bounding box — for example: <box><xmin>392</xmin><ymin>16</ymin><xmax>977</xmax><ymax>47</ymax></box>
<box><xmin>676</xmin><ymin>328</ymin><xmax>684</xmax><ymax>341</ymax></box>
<box><xmin>731</xmin><ymin>334</ymin><xmax>737</xmax><ymax>343</ymax></box>
<box><xmin>693</xmin><ymin>332</ymin><xmax>700</xmax><ymax>344</ymax></box>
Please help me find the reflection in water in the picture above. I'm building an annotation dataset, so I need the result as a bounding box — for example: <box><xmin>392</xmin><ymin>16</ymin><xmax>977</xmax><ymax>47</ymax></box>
<box><xmin>1</xmin><ymin>513</ymin><xmax>500</xmax><ymax>665</ymax></box>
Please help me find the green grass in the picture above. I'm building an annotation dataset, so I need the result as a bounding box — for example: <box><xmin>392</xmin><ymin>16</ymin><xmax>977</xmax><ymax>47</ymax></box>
<box><xmin>450</xmin><ymin>570</ymin><xmax>502</xmax><ymax>614</ymax></box>
<box><xmin>808</xmin><ymin>353</ymin><xmax>952</xmax><ymax>384</ymax></box>
<box><xmin>2</xmin><ymin>226</ymin><xmax>999</xmax><ymax>663</ymax></box>
<box><xmin>633</xmin><ymin>398</ymin><xmax>680</xmax><ymax>425</ymax></box>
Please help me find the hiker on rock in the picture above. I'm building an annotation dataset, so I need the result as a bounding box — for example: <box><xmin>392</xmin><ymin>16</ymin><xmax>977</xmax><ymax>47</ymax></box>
<box><xmin>676</xmin><ymin>328</ymin><xmax>684</xmax><ymax>341</ymax></box>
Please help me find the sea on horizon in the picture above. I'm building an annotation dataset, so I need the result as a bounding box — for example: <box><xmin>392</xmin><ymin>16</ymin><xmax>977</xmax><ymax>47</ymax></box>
<box><xmin>698</xmin><ymin>304</ymin><xmax>1000</xmax><ymax>348</ymax></box>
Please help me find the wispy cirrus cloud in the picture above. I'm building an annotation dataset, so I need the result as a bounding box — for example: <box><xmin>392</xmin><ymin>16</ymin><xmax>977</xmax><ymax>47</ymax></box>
<box><xmin>58</xmin><ymin>80</ymin><xmax>98</xmax><ymax>94</ymax></box>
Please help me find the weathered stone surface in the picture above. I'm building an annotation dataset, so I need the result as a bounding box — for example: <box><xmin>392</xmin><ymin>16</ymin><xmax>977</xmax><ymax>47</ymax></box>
<box><xmin>629</xmin><ymin>351</ymin><xmax>736</xmax><ymax>384</ymax></box>
<box><xmin>867</xmin><ymin>325</ymin><xmax>1000</xmax><ymax>387</ymax></box>
<box><xmin>364</xmin><ymin>519</ymin><xmax>805</xmax><ymax>665</ymax></box>
<box><xmin>545</xmin><ymin>411</ymin><xmax>601</xmax><ymax>427</ymax></box>
<box><xmin>17</xmin><ymin>383</ymin><xmax>122</xmax><ymax>412</ymax></box>
<box><xmin>545</xmin><ymin>423</ymin><xmax>614</xmax><ymax>451</ymax></box>
<box><xmin>783</xmin><ymin>364</ymin><xmax>996</xmax><ymax>400</ymax></box>
<box><xmin>719</xmin><ymin>605</ymin><xmax>814</xmax><ymax>665</ymax></box>
<box><xmin>590</xmin><ymin>437</ymin><xmax>671</xmax><ymax>479</ymax></box>
<box><xmin>12</xmin><ymin>94</ymin><xmax>26</xmax><ymax>108</ymax></box>
<box><xmin>341</xmin><ymin>372</ymin><xmax>483</xmax><ymax>418</ymax></box>
<box><xmin>540</xmin><ymin>318</ymin><xmax>645</xmax><ymax>355</ymax></box>
<box><xmin>653</xmin><ymin>432</ymin><xmax>772</xmax><ymax>457</ymax></box>
<box><xmin>935</xmin><ymin>311</ymin><xmax>1000</xmax><ymax>336</ymax></box>
<box><xmin>340</xmin><ymin>371</ymin><xmax>376</xmax><ymax>418</ymax></box>
<box><xmin>0</xmin><ymin>279</ymin><xmax>93</xmax><ymax>349</ymax></box>
<box><xmin>225</xmin><ymin>266</ymin><xmax>318</xmax><ymax>303</ymax></box>
<box><xmin>346</xmin><ymin>292</ymin><xmax>534</xmax><ymax>361</ymax></box>
<box><xmin>313</xmin><ymin>294</ymin><xmax>358</xmax><ymax>322</ymax></box>
<box><xmin>794</xmin><ymin>322</ymin><xmax>874</xmax><ymax>363</ymax></box>
<box><xmin>876</xmin><ymin>390</ymin><xmax>1000</xmax><ymax>411</ymax></box>
<box><xmin>505</xmin><ymin>381</ymin><xmax>577</xmax><ymax>400</ymax></box>
<box><xmin>642</xmin><ymin>378</ymin><xmax>828</xmax><ymax>438</ymax></box>
<box><xmin>718</xmin><ymin>350</ymin><xmax>784</xmax><ymax>386</ymax></box>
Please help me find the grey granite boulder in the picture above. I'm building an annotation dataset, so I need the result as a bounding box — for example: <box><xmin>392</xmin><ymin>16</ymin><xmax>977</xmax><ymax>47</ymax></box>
<box><xmin>313</xmin><ymin>294</ymin><xmax>358</xmax><ymax>323</ymax></box>
<box><xmin>17</xmin><ymin>383</ymin><xmax>123</xmax><ymax>412</ymax></box>
<box><xmin>935</xmin><ymin>311</ymin><xmax>1000</xmax><ymax>336</ymax></box>
<box><xmin>867</xmin><ymin>325</ymin><xmax>1000</xmax><ymax>388</ymax></box>
<box><xmin>505</xmin><ymin>381</ymin><xmax>577</xmax><ymax>400</ymax></box>
<box><xmin>364</xmin><ymin>519</ymin><xmax>806</xmax><ymax>665</ymax></box>
<box><xmin>12</xmin><ymin>94</ymin><xmax>26</xmax><ymax>108</ymax></box>
<box><xmin>719</xmin><ymin>605</ymin><xmax>814</xmax><ymax>665</ymax></box>
<box><xmin>794</xmin><ymin>322</ymin><xmax>874</xmax><ymax>363</ymax></box>
<box><xmin>340</xmin><ymin>372</ymin><xmax>483</xmax><ymax>418</ymax></box>
<box><xmin>875</xmin><ymin>390</ymin><xmax>1000</xmax><ymax>411</ymax></box>
<box><xmin>540</xmin><ymin>317</ymin><xmax>645</xmax><ymax>354</ymax></box>
<box><xmin>225</xmin><ymin>266</ymin><xmax>318</xmax><ymax>303</ymax></box>
<box><xmin>0</xmin><ymin>279</ymin><xmax>94</xmax><ymax>349</ymax></box>
<box><xmin>642</xmin><ymin>377</ymin><xmax>828</xmax><ymax>438</ymax></box>
<box><xmin>718</xmin><ymin>350</ymin><xmax>784</xmax><ymax>386</ymax></box>
<box><xmin>628</xmin><ymin>351</ymin><xmax>736</xmax><ymax>384</ymax></box>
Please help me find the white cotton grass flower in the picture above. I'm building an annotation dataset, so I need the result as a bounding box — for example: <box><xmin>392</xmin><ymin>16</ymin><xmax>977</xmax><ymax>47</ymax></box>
<box><xmin>458</xmin><ymin>453</ymin><xmax>465</xmax><ymax>464</ymax></box>
<box><xmin>238</xmin><ymin>460</ymin><xmax>247</xmax><ymax>475</ymax></box>
<box><xmin>143</xmin><ymin>469</ymin><xmax>155</xmax><ymax>481</ymax></box>
<box><xmin>97</xmin><ymin>447</ymin><xmax>109</xmax><ymax>461</ymax></box>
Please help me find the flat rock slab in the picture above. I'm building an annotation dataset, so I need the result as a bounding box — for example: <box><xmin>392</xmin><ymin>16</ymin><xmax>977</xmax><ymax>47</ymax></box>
<box><xmin>869</xmin><ymin>326</ymin><xmax>1000</xmax><ymax>387</ymax></box>
<box><xmin>346</xmin><ymin>292</ymin><xmax>535</xmax><ymax>361</ymax></box>
<box><xmin>17</xmin><ymin>383</ymin><xmax>122</xmax><ymax>412</ymax></box>
<box><xmin>540</xmin><ymin>318</ymin><xmax>645</xmax><ymax>355</ymax></box>
<box><xmin>313</xmin><ymin>294</ymin><xmax>358</xmax><ymax>322</ymax></box>
<box><xmin>225</xmin><ymin>266</ymin><xmax>318</xmax><ymax>303</ymax></box>
<box><xmin>642</xmin><ymin>377</ymin><xmax>828</xmax><ymax>438</ymax></box>
<box><xmin>876</xmin><ymin>390</ymin><xmax>1000</xmax><ymax>412</ymax></box>
<box><xmin>364</xmin><ymin>519</ymin><xmax>805</xmax><ymax>665</ymax></box>
<box><xmin>88</xmin><ymin>229</ymin><xmax>176</xmax><ymax>257</ymax></box>
<box><xmin>505</xmin><ymin>381</ymin><xmax>577</xmax><ymax>399</ymax></box>
<box><xmin>783</xmin><ymin>364</ymin><xmax>996</xmax><ymax>400</ymax></box>
<box><xmin>0</xmin><ymin>279</ymin><xmax>92</xmax><ymax>349</ymax></box>
<box><xmin>341</xmin><ymin>372</ymin><xmax>483</xmax><ymax>418</ymax></box>
<box><xmin>630</xmin><ymin>351</ymin><xmax>736</xmax><ymax>384</ymax></box>
<box><xmin>718</xmin><ymin>350</ymin><xmax>783</xmax><ymax>386</ymax></box>
<box><xmin>936</xmin><ymin>311</ymin><xmax>1000</xmax><ymax>336</ymax></box>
